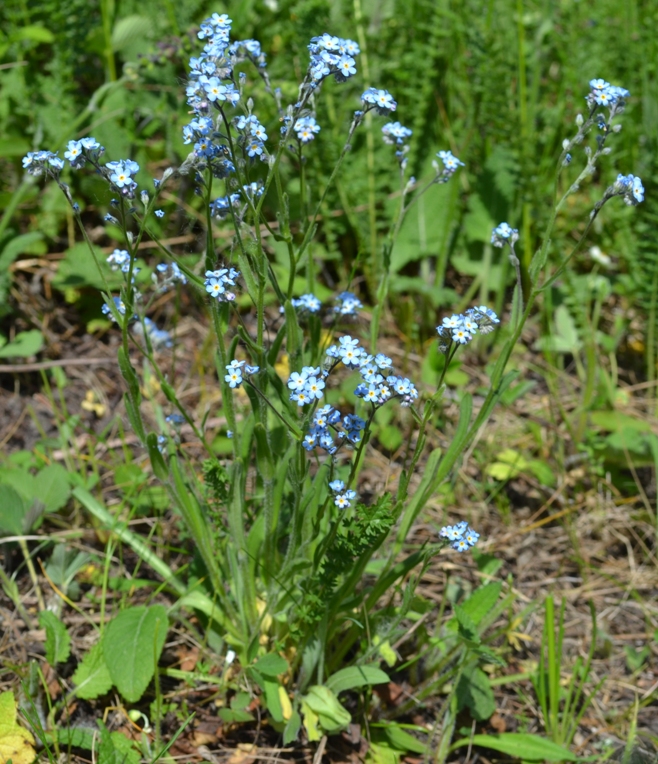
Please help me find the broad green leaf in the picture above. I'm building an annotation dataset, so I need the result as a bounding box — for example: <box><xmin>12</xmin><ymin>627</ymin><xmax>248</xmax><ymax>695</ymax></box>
<box><xmin>590</xmin><ymin>411</ymin><xmax>652</xmax><ymax>433</ymax></box>
<box><xmin>39</xmin><ymin>610</ymin><xmax>71</xmax><ymax>665</ymax></box>
<box><xmin>98</xmin><ymin>722</ymin><xmax>140</xmax><ymax>764</ymax></box>
<box><xmin>366</xmin><ymin>740</ymin><xmax>401</xmax><ymax>764</ymax></box>
<box><xmin>12</xmin><ymin>25</ymin><xmax>55</xmax><ymax>43</ymax></box>
<box><xmin>34</xmin><ymin>463</ymin><xmax>70</xmax><ymax>513</ymax></box>
<box><xmin>0</xmin><ymin>232</ymin><xmax>45</xmax><ymax>271</ymax></box>
<box><xmin>72</xmin><ymin>641</ymin><xmax>113</xmax><ymax>700</ymax></box>
<box><xmin>378</xmin><ymin>724</ymin><xmax>428</xmax><ymax>754</ymax></box>
<box><xmin>263</xmin><ymin>679</ymin><xmax>284</xmax><ymax>723</ymax></box>
<box><xmin>0</xmin><ymin>485</ymin><xmax>26</xmax><ymax>535</ymax></box>
<box><xmin>0</xmin><ymin>690</ymin><xmax>36</xmax><ymax>764</ymax></box>
<box><xmin>450</xmin><ymin>733</ymin><xmax>581</xmax><ymax>761</ymax></box>
<box><xmin>52</xmin><ymin>242</ymin><xmax>119</xmax><ymax>291</ymax></box>
<box><xmin>302</xmin><ymin>685</ymin><xmax>351</xmax><ymax>734</ymax></box>
<box><xmin>51</xmin><ymin>726</ymin><xmax>95</xmax><ymax>750</ymax></box>
<box><xmin>253</xmin><ymin>653</ymin><xmax>288</xmax><ymax>677</ymax></box>
<box><xmin>283</xmin><ymin>709</ymin><xmax>302</xmax><ymax>745</ymax></box>
<box><xmin>528</xmin><ymin>459</ymin><xmax>556</xmax><ymax>487</ymax></box>
<box><xmin>460</xmin><ymin>582</ymin><xmax>503</xmax><ymax>626</ymax></box>
<box><xmin>0</xmin><ymin>330</ymin><xmax>43</xmax><ymax>358</ymax></box>
<box><xmin>456</xmin><ymin>666</ymin><xmax>495</xmax><ymax>721</ymax></box>
<box><xmin>454</xmin><ymin>606</ymin><xmax>479</xmax><ymax>643</ymax></box>
<box><xmin>111</xmin><ymin>15</ymin><xmax>152</xmax><ymax>52</ymax></box>
<box><xmin>102</xmin><ymin>605</ymin><xmax>168</xmax><ymax>703</ymax></box>
<box><xmin>218</xmin><ymin>707</ymin><xmax>254</xmax><ymax>723</ymax></box>
<box><xmin>325</xmin><ymin>665</ymin><xmax>390</xmax><ymax>694</ymax></box>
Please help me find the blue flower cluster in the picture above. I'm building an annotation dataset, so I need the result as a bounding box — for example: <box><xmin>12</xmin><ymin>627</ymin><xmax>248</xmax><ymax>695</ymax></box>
<box><xmin>285</xmin><ymin>335</ymin><xmax>418</xmax><ymax>454</ymax></box>
<box><xmin>291</xmin><ymin>294</ymin><xmax>322</xmax><ymax>313</ymax></box>
<box><xmin>134</xmin><ymin>317</ymin><xmax>173</xmax><ymax>349</ymax></box>
<box><xmin>613</xmin><ymin>173</ymin><xmax>645</xmax><ymax>205</ymax></box>
<box><xmin>303</xmin><ymin>407</ymin><xmax>365</xmax><ymax>453</ymax></box>
<box><xmin>101</xmin><ymin>296</ymin><xmax>127</xmax><ymax>319</ymax></box>
<box><xmin>307</xmin><ymin>34</ymin><xmax>360</xmax><ymax>87</ymax></box>
<box><xmin>106</xmin><ymin>249</ymin><xmax>133</xmax><ymax>273</ymax></box>
<box><xmin>328</xmin><ymin>479</ymin><xmax>357</xmax><ymax>509</ymax></box>
<box><xmin>182</xmin><ymin>15</ymin><xmax>273</xmax><ymax>176</ymax></box>
<box><xmin>288</xmin><ymin>366</ymin><xmax>327</xmax><ymax>406</ymax></box>
<box><xmin>382</xmin><ymin>122</ymin><xmax>412</xmax><ymax>146</ymax></box>
<box><xmin>106</xmin><ymin>160</ymin><xmax>139</xmax><ymax>196</ymax></box>
<box><xmin>439</xmin><ymin>521</ymin><xmax>480</xmax><ymax>552</ymax></box>
<box><xmin>23</xmin><ymin>137</ymin><xmax>105</xmax><ymax>180</ymax></box>
<box><xmin>234</xmin><ymin>114</ymin><xmax>269</xmax><ymax>162</ymax></box>
<box><xmin>434</xmin><ymin>150</ymin><xmax>465</xmax><ymax>183</ymax></box>
<box><xmin>204</xmin><ymin>267</ymin><xmax>240</xmax><ymax>302</ymax></box>
<box><xmin>436</xmin><ymin>306</ymin><xmax>500</xmax><ymax>349</ymax></box>
<box><xmin>154</xmin><ymin>262</ymin><xmax>187</xmax><ymax>291</ymax></box>
<box><xmin>586</xmin><ymin>78</ymin><xmax>630</xmax><ymax>113</ymax></box>
<box><xmin>294</xmin><ymin>116</ymin><xmax>322</xmax><ymax>143</ymax></box>
<box><xmin>491</xmin><ymin>222</ymin><xmax>519</xmax><ymax>247</ymax></box>
<box><xmin>224</xmin><ymin>360</ymin><xmax>260</xmax><ymax>388</ymax></box>
<box><xmin>210</xmin><ymin>194</ymin><xmax>241</xmax><ymax>218</ymax></box>
<box><xmin>334</xmin><ymin>291</ymin><xmax>362</xmax><ymax>316</ymax></box>
<box><xmin>361</xmin><ymin>88</ymin><xmax>397</xmax><ymax>115</ymax></box>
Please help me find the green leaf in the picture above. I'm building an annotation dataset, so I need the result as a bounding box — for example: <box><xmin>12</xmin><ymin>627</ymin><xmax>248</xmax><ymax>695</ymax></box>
<box><xmin>12</xmin><ymin>25</ymin><xmax>55</xmax><ymax>43</ymax></box>
<box><xmin>218</xmin><ymin>707</ymin><xmax>254</xmax><ymax>723</ymax></box>
<box><xmin>39</xmin><ymin>611</ymin><xmax>71</xmax><ymax>665</ymax></box>
<box><xmin>51</xmin><ymin>726</ymin><xmax>95</xmax><ymax>750</ymax></box>
<box><xmin>51</xmin><ymin>242</ymin><xmax>119</xmax><ymax>291</ymax></box>
<box><xmin>34</xmin><ymin>463</ymin><xmax>70</xmax><ymax>513</ymax></box>
<box><xmin>146</xmin><ymin>432</ymin><xmax>168</xmax><ymax>480</ymax></box>
<box><xmin>0</xmin><ymin>330</ymin><xmax>43</xmax><ymax>358</ymax></box>
<box><xmin>102</xmin><ymin>605</ymin><xmax>168</xmax><ymax>703</ymax></box>
<box><xmin>325</xmin><ymin>665</ymin><xmax>390</xmax><ymax>694</ymax></box>
<box><xmin>302</xmin><ymin>685</ymin><xmax>351</xmax><ymax>734</ymax></box>
<box><xmin>263</xmin><ymin>679</ymin><xmax>284</xmax><ymax>723</ymax></box>
<box><xmin>0</xmin><ymin>232</ymin><xmax>45</xmax><ymax>271</ymax></box>
<box><xmin>378</xmin><ymin>724</ymin><xmax>428</xmax><ymax>754</ymax></box>
<box><xmin>454</xmin><ymin>606</ymin><xmax>479</xmax><ymax>643</ymax></box>
<box><xmin>460</xmin><ymin>582</ymin><xmax>503</xmax><ymax>626</ymax></box>
<box><xmin>97</xmin><ymin>722</ymin><xmax>140</xmax><ymax>764</ymax></box>
<box><xmin>253</xmin><ymin>653</ymin><xmax>288</xmax><ymax>677</ymax></box>
<box><xmin>72</xmin><ymin>641</ymin><xmax>113</xmax><ymax>700</ymax></box>
<box><xmin>111</xmin><ymin>15</ymin><xmax>153</xmax><ymax>52</ymax></box>
<box><xmin>283</xmin><ymin>709</ymin><xmax>302</xmax><ymax>745</ymax></box>
<box><xmin>450</xmin><ymin>733</ymin><xmax>581</xmax><ymax>761</ymax></box>
<box><xmin>0</xmin><ymin>485</ymin><xmax>26</xmax><ymax>535</ymax></box>
<box><xmin>456</xmin><ymin>666</ymin><xmax>495</xmax><ymax>721</ymax></box>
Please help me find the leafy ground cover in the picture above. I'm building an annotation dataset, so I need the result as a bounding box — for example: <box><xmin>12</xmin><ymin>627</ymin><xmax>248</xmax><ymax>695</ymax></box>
<box><xmin>1</xmin><ymin>1</ymin><xmax>658</xmax><ymax>763</ymax></box>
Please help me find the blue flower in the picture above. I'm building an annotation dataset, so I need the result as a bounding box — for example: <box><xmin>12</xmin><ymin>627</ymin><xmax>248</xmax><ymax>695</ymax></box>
<box><xmin>491</xmin><ymin>222</ymin><xmax>519</xmax><ymax>247</ymax></box>
<box><xmin>335</xmin><ymin>489</ymin><xmax>357</xmax><ymax>509</ymax></box>
<box><xmin>64</xmin><ymin>140</ymin><xmax>84</xmax><ymax>165</ymax></box>
<box><xmin>382</xmin><ymin>122</ymin><xmax>412</xmax><ymax>146</ymax></box>
<box><xmin>155</xmin><ymin>209</ymin><xmax>165</xmax><ymax>218</ymax></box>
<box><xmin>203</xmin><ymin>265</ymin><xmax>240</xmax><ymax>301</ymax></box>
<box><xmin>247</xmin><ymin>139</ymin><xmax>265</xmax><ymax>158</ymax></box>
<box><xmin>614</xmin><ymin>174</ymin><xmax>644</xmax><ymax>205</ymax></box>
<box><xmin>225</xmin><ymin>366</ymin><xmax>243</xmax><ymax>388</ymax></box>
<box><xmin>439</xmin><ymin>522</ymin><xmax>479</xmax><ymax>552</ymax></box>
<box><xmin>101</xmin><ymin>296</ymin><xmax>127</xmax><ymax>320</ymax></box>
<box><xmin>329</xmin><ymin>479</ymin><xmax>345</xmax><ymax>493</ymax></box>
